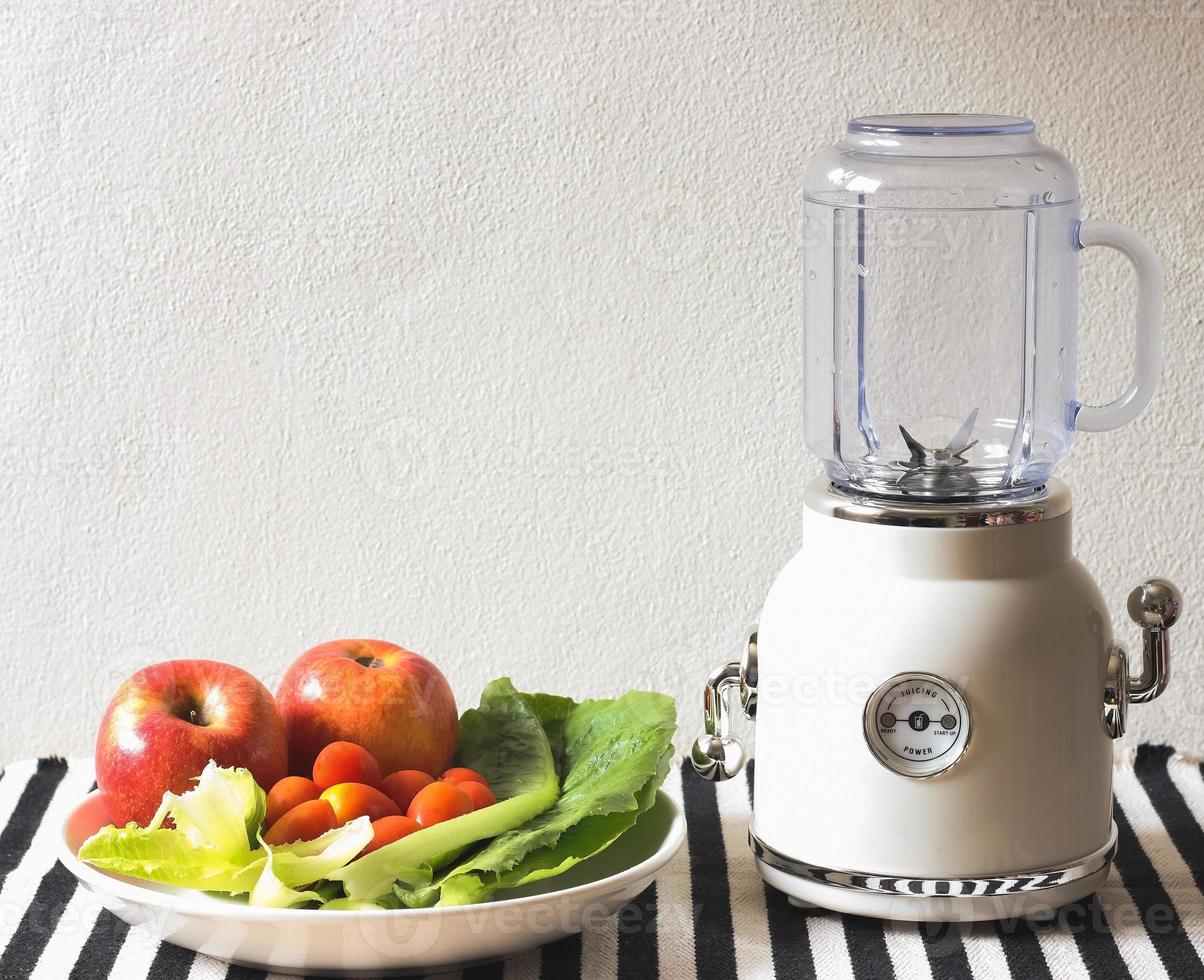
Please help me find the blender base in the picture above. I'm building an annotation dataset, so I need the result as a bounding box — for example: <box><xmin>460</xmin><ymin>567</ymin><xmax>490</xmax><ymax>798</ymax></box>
<box><xmin>750</xmin><ymin>824</ymin><xmax>1117</xmax><ymax>923</ymax></box>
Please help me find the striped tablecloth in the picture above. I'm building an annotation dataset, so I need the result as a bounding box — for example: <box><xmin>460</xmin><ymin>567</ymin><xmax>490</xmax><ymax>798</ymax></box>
<box><xmin>2</xmin><ymin>747</ymin><xmax>1204</xmax><ymax>979</ymax></box>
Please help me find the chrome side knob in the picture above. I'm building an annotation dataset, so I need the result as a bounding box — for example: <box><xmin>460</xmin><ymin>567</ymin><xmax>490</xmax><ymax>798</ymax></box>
<box><xmin>1102</xmin><ymin>578</ymin><xmax>1182</xmax><ymax>738</ymax></box>
<box><xmin>691</xmin><ymin>728</ymin><xmax>747</xmax><ymax>783</ymax></box>
<box><xmin>1127</xmin><ymin>578</ymin><xmax>1181</xmax><ymax>704</ymax></box>
<box><xmin>1128</xmin><ymin>579</ymin><xmax>1182</xmax><ymax>632</ymax></box>
<box><xmin>690</xmin><ymin>628</ymin><xmax>758</xmax><ymax>782</ymax></box>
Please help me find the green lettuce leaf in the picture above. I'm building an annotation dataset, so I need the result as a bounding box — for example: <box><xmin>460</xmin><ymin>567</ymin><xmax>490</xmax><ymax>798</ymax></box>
<box><xmin>323</xmin><ymin>868</ymin><xmax>429</xmax><ymax>910</ymax></box>
<box><xmin>422</xmin><ymin>689</ymin><xmax>676</xmax><ymax>907</ymax></box>
<box><xmin>79</xmin><ymin>761</ymin><xmax>267</xmax><ymax>894</ymax></box>
<box><xmin>308</xmin><ymin>879</ymin><xmax>348</xmax><ymax>905</ymax></box>
<box><xmin>251</xmin><ymin>849</ymin><xmax>322</xmax><ymax>908</ymax></box>
<box><xmin>156</xmin><ymin>759</ymin><xmax>266</xmax><ymax>856</ymax></box>
<box><xmin>522</xmin><ymin>693</ymin><xmax>576</xmax><ymax>778</ymax></box>
<box><xmin>328</xmin><ymin>677</ymin><xmax>560</xmax><ymax>902</ymax></box>
<box><xmin>249</xmin><ymin>817</ymin><xmax>374</xmax><ymax>908</ymax></box>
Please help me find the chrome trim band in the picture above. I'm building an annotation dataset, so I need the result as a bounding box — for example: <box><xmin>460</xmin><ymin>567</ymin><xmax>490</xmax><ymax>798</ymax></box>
<box><xmin>805</xmin><ymin>477</ymin><xmax>1071</xmax><ymax>528</ymax></box>
<box><xmin>749</xmin><ymin>823</ymin><xmax>1117</xmax><ymax>897</ymax></box>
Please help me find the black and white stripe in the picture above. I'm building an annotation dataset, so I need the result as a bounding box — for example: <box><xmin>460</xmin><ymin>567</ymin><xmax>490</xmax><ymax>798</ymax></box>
<box><xmin>5</xmin><ymin>749</ymin><xmax>1204</xmax><ymax>979</ymax></box>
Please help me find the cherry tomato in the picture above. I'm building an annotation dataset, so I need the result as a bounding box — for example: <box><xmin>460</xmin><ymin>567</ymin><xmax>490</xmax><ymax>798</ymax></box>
<box><xmin>380</xmin><ymin>770</ymin><xmax>435</xmax><ymax>812</ymax></box>
<box><xmin>440</xmin><ymin>767</ymin><xmax>488</xmax><ymax>787</ymax></box>
<box><xmin>265</xmin><ymin>776</ymin><xmax>321</xmax><ymax>827</ymax></box>
<box><xmin>407</xmin><ymin>781</ymin><xmax>473</xmax><ymax>827</ymax></box>
<box><xmin>458</xmin><ymin>781</ymin><xmax>496</xmax><ymax>810</ymax></box>
<box><xmin>320</xmin><ymin>782</ymin><xmax>401</xmax><ymax>826</ymax></box>
<box><xmin>359</xmin><ymin>815</ymin><xmax>422</xmax><ymax>857</ymax></box>
<box><xmin>263</xmin><ymin>799</ymin><xmax>337</xmax><ymax>846</ymax></box>
<box><xmin>312</xmin><ymin>741</ymin><xmax>382</xmax><ymax>791</ymax></box>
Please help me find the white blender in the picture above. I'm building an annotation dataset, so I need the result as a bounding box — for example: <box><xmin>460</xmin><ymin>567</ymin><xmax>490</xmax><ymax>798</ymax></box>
<box><xmin>691</xmin><ymin>114</ymin><xmax>1183</xmax><ymax>921</ymax></box>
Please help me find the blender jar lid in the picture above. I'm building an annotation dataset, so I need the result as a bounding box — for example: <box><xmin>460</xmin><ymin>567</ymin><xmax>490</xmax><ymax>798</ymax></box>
<box><xmin>849</xmin><ymin>114</ymin><xmax>1036</xmax><ymax>137</ymax></box>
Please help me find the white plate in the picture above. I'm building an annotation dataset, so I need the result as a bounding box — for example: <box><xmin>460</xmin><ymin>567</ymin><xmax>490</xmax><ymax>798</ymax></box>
<box><xmin>60</xmin><ymin>790</ymin><xmax>685</xmax><ymax>977</ymax></box>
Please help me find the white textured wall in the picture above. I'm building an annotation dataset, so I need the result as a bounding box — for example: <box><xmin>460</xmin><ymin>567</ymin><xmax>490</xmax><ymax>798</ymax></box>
<box><xmin>1</xmin><ymin>1</ymin><xmax>1201</xmax><ymax>762</ymax></box>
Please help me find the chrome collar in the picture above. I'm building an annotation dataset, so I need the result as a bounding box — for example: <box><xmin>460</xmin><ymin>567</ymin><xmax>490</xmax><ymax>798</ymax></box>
<box><xmin>806</xmin><ymin>477</ymin><xmax>1071</xmax><ymax>528</ymax></box>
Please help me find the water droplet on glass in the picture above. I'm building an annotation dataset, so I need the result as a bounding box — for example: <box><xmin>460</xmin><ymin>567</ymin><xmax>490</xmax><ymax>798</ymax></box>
<box><xmin>1052</xmin><ymin>281</ymin><xmax>1058</xmax><ymax>288</ymax></box>
<box><xmin>1058</xmin><ymin>346</ymin><xmax>1065</xmax><ymax>359</ymax></box>
<box><xmin>856</xmin><ymin>264</ymin><xmax>868</xmax><ymax>277</ymax></box>
<box><xmin>993</xmin><ymin>192</ymin><xmax>1026</xmax><ymax>207</ymax></box>
<box><xmin>949</xmin><ymin>187</ymin><xmax>963</xmax><ymax>196</ymax></box>
<box><xmin>809</xmin><ymin>270</ymin><xmax>816</xmax><ymax>280</ymax></box>
<box><xmin>1013</xmin><ymin>158</ymin><xmax>1021</xmax><ymax>165</ymax></box>
<box><xmin>1042</xmin><ymin>191</ymin><xmax>1055</xmax><ymax>203</ymax></box>
<box><xmin>1034</xmin><ymin>162</ymin><xmax>1045</xmax><ymax>172</ymax></box>
<box><xmin>1053</xmin><ymin>173</ymin><xmax>1060</xmax><ymax>181</ymax></box>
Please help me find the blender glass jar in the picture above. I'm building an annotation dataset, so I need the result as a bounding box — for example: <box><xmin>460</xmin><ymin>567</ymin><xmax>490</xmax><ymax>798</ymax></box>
<box><xmin>802</xmin><ymin>114</ymin><xmax>1162</xmax><ymax>500</ymax></box>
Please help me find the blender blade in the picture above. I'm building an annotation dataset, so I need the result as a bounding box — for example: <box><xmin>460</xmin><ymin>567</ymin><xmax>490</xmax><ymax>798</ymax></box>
<box><xmin>895</xmin><ymin>409</ymin><xmax>981</xmax><ymax>495</ymax></box>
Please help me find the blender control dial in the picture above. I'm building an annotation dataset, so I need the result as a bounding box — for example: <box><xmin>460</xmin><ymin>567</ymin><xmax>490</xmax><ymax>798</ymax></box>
<box><xmin>864</xmin><ymin>672</ymin><xmax>971</xmax><ymax>778</ymax></box>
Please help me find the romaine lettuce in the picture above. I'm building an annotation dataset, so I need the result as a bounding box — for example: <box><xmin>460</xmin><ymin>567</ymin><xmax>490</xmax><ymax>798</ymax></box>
<box><xmin>328</xmin><ymin>676</ymin><xmax>561</xmax><ymax>902</ymax></box>
<box><xmin>400</xmin><ymin>689</ymin><xmax>676</xmax><ymax>907</ymax></box>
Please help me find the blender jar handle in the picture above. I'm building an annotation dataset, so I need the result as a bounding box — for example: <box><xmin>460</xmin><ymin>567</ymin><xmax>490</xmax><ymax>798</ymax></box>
<box><xmin>1074</xmin><ymin>219</ymin><xmax>1164</xmax><ymax>433</ymax></box>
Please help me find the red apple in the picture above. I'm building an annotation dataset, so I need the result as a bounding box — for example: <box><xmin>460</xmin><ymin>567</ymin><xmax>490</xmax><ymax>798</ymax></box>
<box><xmin>275</xmin><ymin>640</ymin><xmax>457</xmax><ymax>778</ymax></box>
<box><xmin>95</xmin><ymin>659</ymin><xmax>288</xmax><ymax>827</ymax></box>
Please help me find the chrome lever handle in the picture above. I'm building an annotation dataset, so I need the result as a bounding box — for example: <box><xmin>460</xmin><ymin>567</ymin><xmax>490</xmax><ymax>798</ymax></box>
<box><xmin>690</xmin><ymin>629</ymin><xmax>758</xmax><ymax>782</ymax></box>
<box><xmin>1103</xmin><ymin>579</ymin><xmax>1182</xmax><ymax>739</ymax></box>
<box><xmin>1127</xmin><ymin>578</ymin><xmax>1181</xmax><ymax>703</ymax></box>
<box><xmin>691</xmin><ymin>661</ymin><xmax>745</xmax><ymax>782</ymax></box>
